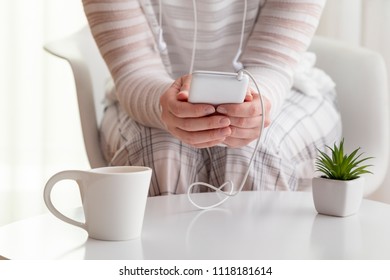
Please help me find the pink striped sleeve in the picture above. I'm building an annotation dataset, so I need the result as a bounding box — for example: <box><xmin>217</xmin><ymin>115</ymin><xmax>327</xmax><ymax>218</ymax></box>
<box><xmin>82</xmin><ymin>0</ymin><xmax>172</xmax><ymax>129</ymax></box>
<box><xmin>242</xmin><ymin>0</ymin><xmax>325</xmax><ymax>118</ymax></box>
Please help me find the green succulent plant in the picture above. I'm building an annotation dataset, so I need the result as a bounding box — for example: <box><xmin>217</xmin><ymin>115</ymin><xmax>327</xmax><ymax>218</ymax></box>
<box><xmin>315</xmin><ymin>139</ymin><xmax>373</xmax><ymax>180</ymax></box>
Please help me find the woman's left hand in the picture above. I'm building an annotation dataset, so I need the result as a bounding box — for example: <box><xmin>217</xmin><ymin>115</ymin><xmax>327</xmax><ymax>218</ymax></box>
<box><xmin>216</xmin><ymin>89</ymin><xmax>271</xmax><ymax>148</ymax></box>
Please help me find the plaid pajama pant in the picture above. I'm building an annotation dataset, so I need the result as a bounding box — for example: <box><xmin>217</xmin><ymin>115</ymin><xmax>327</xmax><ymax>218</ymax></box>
<box><xmin>100</xmin><ymin>89</ymin><xmax>341</xmax><ymax>196</ymax></box>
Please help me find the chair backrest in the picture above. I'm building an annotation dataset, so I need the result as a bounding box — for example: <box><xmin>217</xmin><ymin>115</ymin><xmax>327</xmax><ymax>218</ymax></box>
<box><xmin>44</xmin><ymin>27</ymin><xmax>110</xmax><ymax>168</ymax></box>
<box><xmin>309</xmin><ymin>36</ymin><xmax>389</xmax><ymax>196</ymax></box>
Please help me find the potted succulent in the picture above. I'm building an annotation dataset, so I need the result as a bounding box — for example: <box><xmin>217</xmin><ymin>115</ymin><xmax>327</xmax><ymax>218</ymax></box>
<box><xmin>312</xmin><ymin>139</ymin><xmax>372</xmax><ymax>217</ymax></box>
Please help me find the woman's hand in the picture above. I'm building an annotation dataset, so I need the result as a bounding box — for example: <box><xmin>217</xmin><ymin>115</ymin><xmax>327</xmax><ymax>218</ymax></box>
<box><xmin>160</xmin><ymin>75</ymin><xmax>271</xmax><ymax>149</ymax></box>
<box><xmin>216</xmin><ymin>89</ymin><xmax>271</xmax><ymax>148</ymax></box>
<box><xmin>160</xmin><ymin>75</ymin><xmax>233</xmax><ymax>148</ymax></box>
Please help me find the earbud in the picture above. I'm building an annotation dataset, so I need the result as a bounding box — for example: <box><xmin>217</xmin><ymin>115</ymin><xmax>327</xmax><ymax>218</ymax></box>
<box><xmin>158</xmin><ymin>29</ymin><xmax>167</xmax><ymax>52</ymax></box>
<box><xmin>233</xmin><ymin>60</ymin><xmax>243</xmax><ymax>72</ymax></box>
<box><xmin>232</xmin><ymin>50</ymin><xmax>243</xmax><ymax>72</ymax></box>
<box><xmin>237</xmin><ymin>70</ymin><xmax>244</xmax><ymax>81</ymax></box>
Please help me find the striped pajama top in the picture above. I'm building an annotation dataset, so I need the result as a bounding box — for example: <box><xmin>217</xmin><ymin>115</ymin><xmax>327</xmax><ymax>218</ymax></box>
<box><xmin>82</xmin><ymin>0</ymin><xmax>332</xmax><ymax>127</ymax></box>
<box><xmin>82</xmin><ymin>0</ymin><xmax>341</xmax><ymax>194</ymax></box>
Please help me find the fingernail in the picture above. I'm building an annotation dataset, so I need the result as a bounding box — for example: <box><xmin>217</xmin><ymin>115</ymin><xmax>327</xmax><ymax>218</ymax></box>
<box><xmin>220</xmin><ymin>127</ymin><xmax>231</xmax><ymax>136</ymax></box>
<box><xmin>205</xmin><ymin>107</ymin><xmax>215</xmax><ymax>115</ymax></box>
<box><xmin>220</xmin><ymin>117</ymin><xmax>230</xmax><ymax>126</ymax></box>
<box><xmin>217</xmin><ymin>107</ymin><xmax>227</xmax><ymax>114</ymax></box>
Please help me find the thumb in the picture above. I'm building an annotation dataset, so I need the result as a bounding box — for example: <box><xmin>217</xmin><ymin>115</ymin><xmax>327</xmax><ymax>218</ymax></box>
<box><xmin>177</xmin><ymin>74</ymin><xmax>192</xmax><ymax>101</ymax></box>
<box><xmin>244</xmin><ymin>88</ymin><xmax>254</xmax><ymax>102</ymax></box>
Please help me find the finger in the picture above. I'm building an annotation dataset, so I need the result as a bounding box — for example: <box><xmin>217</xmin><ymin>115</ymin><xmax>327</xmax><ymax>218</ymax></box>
<box><xmin>173</xmin><ymin>126</ymin><xmax>232</xmax><ymax>146</ymax></box>
<box><xmin>177</xmin><ymin>75</ymin><xmax>192</xmax><ymax>101</ymax></box>
<box><xmin>229</xmin><ymin>126</ymin><xmax>260</xmax><ymax>141</ymax></box>
<box><xmin>169</xmin><ymin>101</ymin><xmax>216</xmax><ymax>118</ymax></box>
<box><xmin>216</xmin><ymin>94</ymin><xmax>267</xmax><ymax>118</ymax></box>
<box><xmin>175</xmin><ymin>115</ymin><xmax>231</xmax><ymax>132</ymax></box>
<box><xmin>228</xmin><ymin>115</ymin><xmax>263</xmax><ymax>129</ymax></box>
<box><xmin>216</xmin><ymin>97</ymin><xmax>261</xmax><ymax>118</ymax></box>
<box><xmin>244</xmin><ymin>88</ymin><xmax>253</xmax><ymax>102</ymax></box>
<box><xmin>223</xmin><ymin>136</ymin><xmax>254</xmax><ymax>148</ymax></box>
<box><xmin>180</xmin><ymin>74</ymin><xmax>192</xmax><ymax>93</ymax></box>
<box><xmin>177</xmin><ymin>91</ymin><xmax>188</xmax><ymax>101</ymax></box>
<box><xmin>170</xmin><ymin>78</ymin><xmax>182</xmax><ymax>91</ymax></box>
<box><xmin>164</xmin><ymin>84</ymin><xmax>215</xmax><ymax>118</ymax></box>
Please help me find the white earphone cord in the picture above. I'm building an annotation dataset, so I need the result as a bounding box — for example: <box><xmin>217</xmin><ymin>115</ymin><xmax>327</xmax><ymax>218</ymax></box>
<box><xmin>158</xmin><ymin>0</ymin><xmax>259</xmax><ymax>209</ymax></box>
<box><xmin>189</xmin><ymin>0</ymin><xmax>197</xmax><ymax>74</ymax></box>
<box><xmin>187</xmin><ymin>69</ymin><xmax>265</xmax><ymax>210</ymax></box>
<box><xmin>159</xmin><ymin>0</ymin><xmax>245</xmax><ymax>74</ymax></box>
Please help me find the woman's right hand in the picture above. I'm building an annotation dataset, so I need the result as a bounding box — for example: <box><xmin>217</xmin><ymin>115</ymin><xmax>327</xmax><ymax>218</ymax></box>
<box><xmin>160</xmin><ymin>75</ymin><xmax>232</xmax><ymax>148</ymax></box>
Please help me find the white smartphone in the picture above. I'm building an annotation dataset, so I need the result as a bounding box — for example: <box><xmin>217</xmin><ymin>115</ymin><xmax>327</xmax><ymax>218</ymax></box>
<box><xmin>188</xmin><ymin>71</ymin><xmax>249</xmax><ymax>105</ymax></box>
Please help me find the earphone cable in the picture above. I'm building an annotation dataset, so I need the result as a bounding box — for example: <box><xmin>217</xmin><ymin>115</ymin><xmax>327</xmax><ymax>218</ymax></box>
<box><xmin>187</xmin><ymin>69</ymin><xmax>265</xmax><ymax>210</ymax></box>
<box><xmin>189</xmin><ymin>0</ymin><xmax>197</xmax><ymax>74</ymax></box>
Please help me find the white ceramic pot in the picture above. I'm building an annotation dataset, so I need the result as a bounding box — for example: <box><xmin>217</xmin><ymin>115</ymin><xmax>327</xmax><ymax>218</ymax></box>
<box><xmin>312</xmin><ymin>176</ymin><xmax>364</xmax><ymax>217</ymax></box>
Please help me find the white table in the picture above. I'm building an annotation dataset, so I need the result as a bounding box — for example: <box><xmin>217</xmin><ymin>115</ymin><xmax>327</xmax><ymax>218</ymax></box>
<box><xmin>1</xmin><ymin>191</ymin><xmax>389</xmax><ymax>260</ymax></box>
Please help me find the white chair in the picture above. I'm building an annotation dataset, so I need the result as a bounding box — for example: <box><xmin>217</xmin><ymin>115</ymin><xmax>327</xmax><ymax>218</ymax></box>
<box><xmin>44</xmin><ymin>27</ymin><xmax>389</xmax><ymax>196</ymax></box>
<box><xmin>309</xmin><ymin>37</ymin><xmax>389</xmax><ymax>195</ymax></box>
<box><xmin>44</xmin><ymin>27</ymin><xmax>109</xmax><ymax>168</ymax></box>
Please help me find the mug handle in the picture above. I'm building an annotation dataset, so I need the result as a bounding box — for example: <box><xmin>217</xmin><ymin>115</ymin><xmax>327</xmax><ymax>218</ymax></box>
<box><xmin>43</xmin><ymin>170</ymin><xmax>87</xmax><ymax>231</ymax></box>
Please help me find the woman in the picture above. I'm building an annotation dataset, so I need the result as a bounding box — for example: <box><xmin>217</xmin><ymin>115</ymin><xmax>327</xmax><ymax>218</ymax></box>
<box><xmin>82</xmin><ymin>0</ymin><xmax>341</xmax><ymax>196</ymax></box>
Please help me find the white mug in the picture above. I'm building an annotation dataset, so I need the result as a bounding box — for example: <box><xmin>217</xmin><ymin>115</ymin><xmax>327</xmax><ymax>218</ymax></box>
<box><xmin>43</xmin><ymin>166</ymin><xmax>152</xmax><ymax>241</ymax></box>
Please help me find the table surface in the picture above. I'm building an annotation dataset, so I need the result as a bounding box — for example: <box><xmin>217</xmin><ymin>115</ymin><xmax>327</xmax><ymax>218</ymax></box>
<box><xmin>1</xmin><ymin>191</ymin><xmax>390</xmax><ymax>260</ymax></box>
